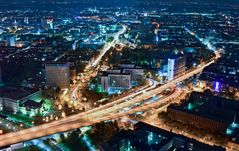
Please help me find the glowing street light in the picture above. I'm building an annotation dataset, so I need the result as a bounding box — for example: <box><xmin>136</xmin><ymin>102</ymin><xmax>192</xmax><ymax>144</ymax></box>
<box><xmin>61</xmin><ymin>112</ymin><xmax>66</xmax><ymax>118</ymax></box>
<box><xmin>58</xmin><ymin>104</ymin><xmax>62</xmax><ymax>110</ymax></box>
<box><xmin>50</xmin><ymin>115</ymin><xmax>53</xmax><ymax>120</ymax></box>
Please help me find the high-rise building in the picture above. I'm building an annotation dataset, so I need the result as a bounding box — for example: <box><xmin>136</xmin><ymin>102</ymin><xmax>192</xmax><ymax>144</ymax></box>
<box><xmin>6</xmin><ymin>36</ymin><xmax>15</xmax><ymax>47</ymax></box>
<box><xmin>45</xmin><ymin>63</ymin><xmax>70</xmax><ymax>89</ymax></box>
<box><xmin>167</xmin><ymin>54</ymin><xmax>186</xmax><ymax>80</ymax></box>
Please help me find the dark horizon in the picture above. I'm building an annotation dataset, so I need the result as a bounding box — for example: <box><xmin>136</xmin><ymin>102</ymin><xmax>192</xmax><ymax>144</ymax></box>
<box><xmin>0</xmin><ymin>0</ymin><xmax>238</xmax><ymax>12</ymax></box>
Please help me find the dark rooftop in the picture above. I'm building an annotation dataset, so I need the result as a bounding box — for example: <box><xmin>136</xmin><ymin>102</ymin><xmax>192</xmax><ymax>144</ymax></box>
<box><xmin>45</xmin><ymin>62</ymin><xmax>69</xmax><ymax>67</ymax></box>
<box><xmin>0</xmin><ymin>86</ymin><xmax>40</xmax><ymax>101</ymax></box>
<box><xmin>168</xmin><ymin>53</ymin><xmax>186</xmax><ymax>60</ymax></box>
<box><xmin>100</xmin><ymin>122</ymin><xmax>225</xmax><ymax>151</ymax></box>
<box><xmin>168</xmin><ymin>92</ymin><xmax>239</xmax><ymax>124</ymax></box>
<box><xmin>21</xmin><ymin>100</ymin><xmax>44</xmax><ymax>109</ymax></box>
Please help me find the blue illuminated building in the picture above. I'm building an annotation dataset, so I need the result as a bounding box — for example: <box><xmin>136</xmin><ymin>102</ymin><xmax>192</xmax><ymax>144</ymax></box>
<box><xmin>214</xmin><ymin>81</ymin><xmax>220</xmax><ymax>92</ymax></box>
<box><xmin>167</xmin><ymin>54</ymin><xmax>186</xmax><ymax>80</ymax></box>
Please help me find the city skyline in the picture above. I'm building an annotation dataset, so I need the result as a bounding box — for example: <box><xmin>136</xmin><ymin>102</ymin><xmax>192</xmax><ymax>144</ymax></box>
<box><xmin>0</xmin><ymin>0</ymin><xmax>238</xmax><ymax>150</ymax></box>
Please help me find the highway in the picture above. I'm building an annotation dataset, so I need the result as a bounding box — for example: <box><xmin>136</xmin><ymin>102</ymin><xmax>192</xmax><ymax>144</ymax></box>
<box><xmin>90</xmin><ymin>24</ymin><xmax>127</xmax><ymax>67</ymax></box>
<box><xmin>0</xmin><ymin>88</ymin><xmax>182</xmax><ymax>147</ymax></box>
<box><xmin>70</xmin><ymin>24</ymin><xmax>127</xmax><ymax>107</ymax></box>
<box><xmin>5</xmin><ymin>46</ymin><xmax>32</xmax><ymax>59</ymax></box>
<box><xmin>0</xmin><ymin>57</ymin><xmax>217</xmax><ymax>147</ymax></box>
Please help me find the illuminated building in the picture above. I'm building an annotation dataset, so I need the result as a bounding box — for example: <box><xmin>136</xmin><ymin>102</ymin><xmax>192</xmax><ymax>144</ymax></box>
<box><xmin>6</xmin><ymin>36</ymin><xmax>15</xmax><ymax>47</ymax></box>
<box><xmin>100</xmin><ymin>73</ymin><xmax>131</xmax><ymax>94</ymax></box>
<box><xmin>100</xmin><ymin>122</ymin><xmax>225</xmax><ymax>151</ymax></box>
<box><xmin>200</xmin><ymin>58</ymin><xmax>239</xmax><ymax>94</ymax></box>
<box><xmin>0</xmin><ymin>143</ymin><xmax>23</xmax><ymax>151</ymax></box>
<box><xmin>167</xmin><ymin>54</ymin><xmax>186</xmax><ymax>80</ymax></box>
<box><xmin>99</xmin><ymin>64</ymin><xmax>144</xmax><ymax>94</ymax></box>
<box><xmin>158</xmin><ymin>29</ymin><xmax>169</xmax><ymax>42</ymax></box>
<box><xmin>167</xmin><ymin>92</ymin><xmax>239</xmax><ymax>134</ymax></box>
<box><xmin>214</xmin><ymin>81</ymin><xmax>220</xmax><ymax>92</ymax></box>
<box><xmin>19</xmin><ymin>100</ymin><xmax>44</xmax><ymax>117</ymax></box>
<box><xmin>120</xmin><ymin>64</ymin><xmax>144</xmax><ymax>86</ymax></box>
<box><xmin>45</xmin><ymin>63</ymin><xmax>70</xmax><ymax>89</ymax></box>
<box><xmin>0</xmin><ymin>86</ymin><xmax>42</xmax><ymax>114</ymax></box>
<box><xmin>100</xmin><ymin>74</ymin><xmax>109</xmax><ymax>93</ymax></box>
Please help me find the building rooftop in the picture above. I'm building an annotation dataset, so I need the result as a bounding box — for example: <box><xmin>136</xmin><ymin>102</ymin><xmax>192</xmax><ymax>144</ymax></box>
<box><xmin>100</xmin><ymin>122</ymin><xmax>225</xmax><ymax>151</ymax></box>
<box><xmin>45</xmin><ymin>62</ymin><xmax>69</xmax><ymax>67</ymax></box>
<box><xmin>0</xmin><ymin>86</ymin><xmax>40</xmax><ymax>101</ymax></box>
<box><xmin>21</xmin><ymin>100</ymin><xmax>44</xmax><ymax>109</ymax></box>
<box><xmin>168</xmin><ymin>91</ymin><xmax>239</xmax><ymax>125</ymax></box>
<box><xmin>100</xmin><ymin>72</ymin><xmax>131</xmax><ymax>77</ymax></box>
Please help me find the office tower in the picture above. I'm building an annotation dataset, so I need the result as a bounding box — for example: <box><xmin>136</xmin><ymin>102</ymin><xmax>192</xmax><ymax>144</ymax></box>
<box><xmin>45</xmin><ymin>63</ymin><xmax>70</xmax><ymax>89</ymax></box>
<box><xmin>167</xmin><ymin>54</ymin><xmax>186</xmax><ymax>80</ymax></box>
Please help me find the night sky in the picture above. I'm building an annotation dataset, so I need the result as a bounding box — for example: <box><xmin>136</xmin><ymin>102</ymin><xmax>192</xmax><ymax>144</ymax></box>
<box><xmin>0</xmin><ymin>0</ymin><xmax>238</xmax><ymax>6</ymax></box>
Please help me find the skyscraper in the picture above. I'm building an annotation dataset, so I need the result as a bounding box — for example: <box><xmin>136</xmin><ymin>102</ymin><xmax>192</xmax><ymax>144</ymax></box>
<box><xmin>167</xmin><ymin>54</ymin><xmax>186</xmax><ymax>81</ymax></box>
<box><xmin>45</xmin><ymin>63</ymin><xmax>70</xmax><ymax>89</ymax></box>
